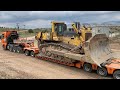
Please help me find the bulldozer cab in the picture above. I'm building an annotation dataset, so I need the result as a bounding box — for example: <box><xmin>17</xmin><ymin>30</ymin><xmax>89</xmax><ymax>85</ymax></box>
<box><xmin>52</xmin><ymin>21</ymin><xmax>67</xmax><ymax>36</ymax></box>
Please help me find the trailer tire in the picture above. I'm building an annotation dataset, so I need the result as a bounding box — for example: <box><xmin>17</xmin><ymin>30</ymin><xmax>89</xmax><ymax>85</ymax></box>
<box><xmin>83</xmin><ymin>63</ymin><xmax>92</xmax><ymax>72</ymax></box>
<box><xmin>113</xmin><ymin>70</ymin><xmax>120</xmax><ymax>79</ymax></box>
<box><xmin>30</xmin><ymin>51</ymin><xmax>35</xmax><ymax>57</ymax></box>
<box><xmin>25</xmin><ymin>50</ymin><xmax>30</xmax><ymax>56</ymax></box>
<box><xmin>97</xmin><ymin>67</ymin><xmax>107</xmax><ymax>77</ymax></box>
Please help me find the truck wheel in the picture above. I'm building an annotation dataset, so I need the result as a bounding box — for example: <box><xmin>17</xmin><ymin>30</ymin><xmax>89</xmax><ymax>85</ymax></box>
<box><xmin>2</xmin><ymin>45</ymin><xmax>7</xmax><ymax>50</ymax></box>
<box><xmin>17</xmin><ymin>48</ymin><xmax>20</xmax><ymax>53</ymax></box>
<box><xmin>25</xmin><ymin>50</ymin><xmax>30</xmax><ymax>56</ymax></box>
<box><xmin>97</xmin><ymin>67</ymin><xmax>107</xmax><ymax>77</ymax></box>
<box><xmin>113</xmin><ymin>70</ymin><xmax>120</xmax><ymax>79</ymax></box>
<box><xmin>16</xmin><ymin>47</ymin><xmax>23</xmax><ymax>53</ymax></box>
<box><xmin>7</xmin><ymin>45</ymin><xmax>10</xmax><ymax>50</ymax></box>
<box><xmin>83</xmin><ymin>63</ymin><xmax>92</xmax><ymax>72</ymax></box>
<box><xmin>13</xmin><ymin>47</ymin><xmax>17</xmax><ymax>53</ymax></box>
<box><xmin>30</xmin><ymin>51</ymin><xmax>35</xmax><ymax>57</ymax></box>
<box><xmin>9</xmin><ymin>46</ymin><xmax>13</xmax><ymax>52</ymax></box>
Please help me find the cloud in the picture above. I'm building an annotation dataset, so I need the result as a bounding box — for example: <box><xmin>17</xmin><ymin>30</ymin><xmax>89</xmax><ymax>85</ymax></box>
<box><xmin>22</xmin><ymin>19</ymin><xmax>52</xmax><ymax>29</ymax></box>
<box><xmin>0</xmin><ymin>11</ymin><xmax>120</xmax><ymax>29</ymax></box>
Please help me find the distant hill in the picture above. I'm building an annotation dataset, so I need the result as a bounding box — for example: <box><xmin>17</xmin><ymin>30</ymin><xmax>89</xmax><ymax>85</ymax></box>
<box><xmin>102</xmin><ymin>21</ymin><xmax>120</xmax><ymax>25</ymax></box>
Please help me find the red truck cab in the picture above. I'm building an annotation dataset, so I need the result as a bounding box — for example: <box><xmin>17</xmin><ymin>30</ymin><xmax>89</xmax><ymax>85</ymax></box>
<box><xmin>1</xmin><ymin>31</ymin><xmax>19</xmax><ymax>50</ymax></box>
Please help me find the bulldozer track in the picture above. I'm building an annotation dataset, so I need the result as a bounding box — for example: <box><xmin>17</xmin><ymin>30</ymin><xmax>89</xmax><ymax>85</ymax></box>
<box><xmin>39</xmin><ymin>42</ymin><xmax>83</xmax><ymax>55</ymax></box>
<box><xmin>38</xmin><ymin>42</ymin><xmax>83</xmax><ymax>63</ymax></box>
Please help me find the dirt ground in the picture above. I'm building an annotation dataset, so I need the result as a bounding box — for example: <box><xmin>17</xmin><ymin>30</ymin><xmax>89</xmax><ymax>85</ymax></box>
<box><xmin>0</xmin><ymin>42</ymin><xmax>114</xmax><ymax>79</ymax></box>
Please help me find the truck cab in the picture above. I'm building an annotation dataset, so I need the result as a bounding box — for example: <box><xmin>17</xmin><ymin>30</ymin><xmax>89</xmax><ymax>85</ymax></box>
<box><xmin>1</xmin><ymin>31</ymin><xmax>19</xmax><ymax>50</ymax></box>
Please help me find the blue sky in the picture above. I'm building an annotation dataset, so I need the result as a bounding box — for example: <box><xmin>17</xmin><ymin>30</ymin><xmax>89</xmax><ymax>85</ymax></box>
<box><xmin>0</xmin><ymin>11</ymin><xmax>120</xmax><ymax>29</ymax></box>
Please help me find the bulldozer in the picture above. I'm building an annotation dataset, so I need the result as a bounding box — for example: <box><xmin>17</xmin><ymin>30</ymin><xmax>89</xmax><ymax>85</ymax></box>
<box><xmin>35</xmin><ymin>21</ymin><xmax>92</xmax><ymax>46</ymax></box>
<box><xmin>35</xmin><ymin>21</ymin><xmax>92</xmax><ymax>63</ymax></box>
<box><xmin>35</xmin><ymin>21</ymin><xmax>92</xmax><ymax>53</ymax></box>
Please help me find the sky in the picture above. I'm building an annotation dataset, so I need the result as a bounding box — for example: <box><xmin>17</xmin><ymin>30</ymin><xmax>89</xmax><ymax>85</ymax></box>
<box><xmin>0</xmin><ymin>11</ymin><xmax>120</xmax><ymax>29</ymax></box>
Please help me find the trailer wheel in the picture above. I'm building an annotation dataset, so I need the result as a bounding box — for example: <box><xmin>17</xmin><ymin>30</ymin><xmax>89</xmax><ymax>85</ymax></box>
<box><xmin>83</xmin><ymin>63</ymin><xmax>92</xmax><ymax>72</ymax></box>
<box><xmin>30</xmin><ymin>51</ymin><xmax>35</xmax><ymax>57</ymax></box>
<box><xmin>97</xmin><ymin>67</ymin><xmax>107</xmax><ymax>77</ymax></box>
<box><xmin>113</xmin><ymin>70</ymin><xmax>120</xmax><ymax>79</ymax></box>
<box><xmin>25</xmin><ymin>50</ymin><xmax>30</xmax><ymax>56</ymax></box>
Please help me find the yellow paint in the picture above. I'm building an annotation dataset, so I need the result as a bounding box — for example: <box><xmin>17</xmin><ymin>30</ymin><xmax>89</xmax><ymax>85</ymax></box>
<box><xmin>35</xmin><ymin>21</ymin><xmax>92</xmax><ymax>47</ymax></box>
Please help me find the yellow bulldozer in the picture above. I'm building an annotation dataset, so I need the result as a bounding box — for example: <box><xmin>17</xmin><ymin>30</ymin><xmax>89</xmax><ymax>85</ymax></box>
<box><xmin>35</xmin><ymin>21</ymin><xmax>92</xmax><ymax>54</ymax></box>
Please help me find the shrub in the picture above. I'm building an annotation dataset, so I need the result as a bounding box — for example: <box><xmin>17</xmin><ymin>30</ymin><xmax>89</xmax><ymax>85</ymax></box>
<box><xmin>28</xmin><ymin>29</ymin><xmax>34</xmax><ymax>33</ymax></box>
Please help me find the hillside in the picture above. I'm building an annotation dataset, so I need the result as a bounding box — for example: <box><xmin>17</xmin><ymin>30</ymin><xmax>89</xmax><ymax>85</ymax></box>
<box><xmin>102</xmin><ymin>21</ymin><xmax>120</xmax><ymax>25</ymax></box>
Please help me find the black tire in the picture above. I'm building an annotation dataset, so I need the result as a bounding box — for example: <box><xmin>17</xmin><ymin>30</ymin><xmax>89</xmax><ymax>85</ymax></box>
<box><xmin>9</xmin><ymin>46</ymin><xmax>13</xmax><ymax>52</ymax></box>
<box><xmin>2</xmin><ymin>45</ymin><xmax>7</xmax><ymax>50</ymax></box>
<box><xmin>16</xmin><ymin>47</ymin><xmax>23</xmax><ymax>53</ymax></box>
<box><xmin>13</xmin><ymin>46</ymin><xmax>17</xmax><ymax>53</ymax></box>
<box><xmin>97</xmin><ymin>67</ymin><xmax>108</xmax><ymax>77</ymax></box>
<box><xmin>113</xmin><ymin>70</ymin><xmax>120</xmax><ymax>79</ymax></box>
<box><xmin>7</xmin><ymin>45</ymin><xmax>10</xmax><ymax>50</ymax></box>
<box><xmin>25</xmin><ymin>50</ymin><xmax>30</xmax><ymax>56</ymax></box>
<box><xmin>83</xmin><ymin>63</ymin><xmax>92</xmax><ymax>72</ymax></box>
<box><xmin>30</xmin><ymin>51</ymin><xmax>35</xmax><ymax>57</ymax></box>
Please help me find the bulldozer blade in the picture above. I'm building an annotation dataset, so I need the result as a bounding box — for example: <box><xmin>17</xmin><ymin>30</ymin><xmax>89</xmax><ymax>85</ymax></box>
<box><xmin>88</xmin><ymin>34</ymin><xmax>113</xmax><ymax>67</ymax></box>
